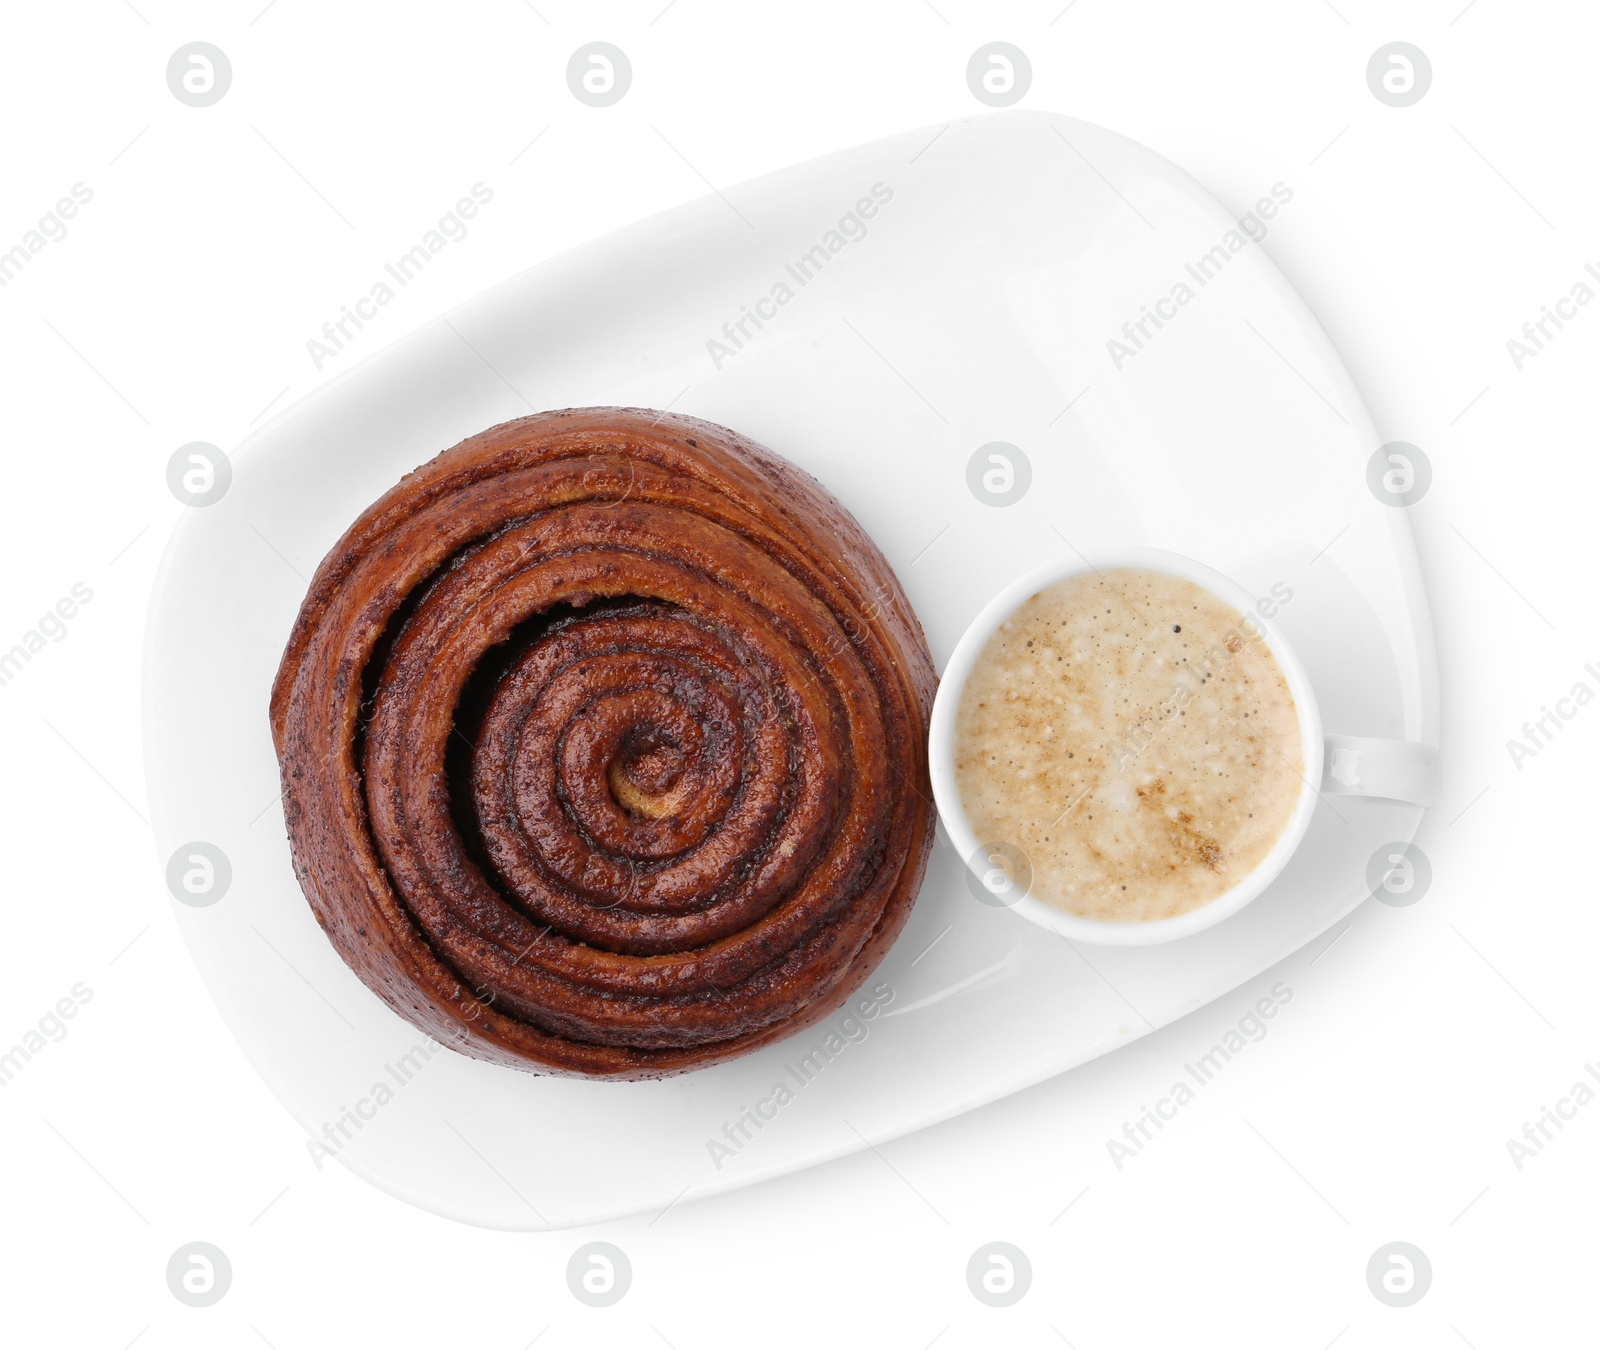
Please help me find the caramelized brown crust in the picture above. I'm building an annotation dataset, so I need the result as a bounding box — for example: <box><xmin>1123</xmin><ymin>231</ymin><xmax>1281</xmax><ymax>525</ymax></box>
<box><xmin>269</xmin><ymin>408</ymin><xmax>936</xmax><ymax>1079</ymax></box>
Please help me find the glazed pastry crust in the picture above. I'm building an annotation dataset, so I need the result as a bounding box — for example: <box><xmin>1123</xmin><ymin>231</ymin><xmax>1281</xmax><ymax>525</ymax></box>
<box><xmin>269</xmin><ymin>408</ymin><xmax>935</xmax><ymax>1079</ymax></box>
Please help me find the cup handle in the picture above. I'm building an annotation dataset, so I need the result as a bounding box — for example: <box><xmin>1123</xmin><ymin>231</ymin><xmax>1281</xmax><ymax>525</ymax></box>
<box><xmin>1321</xmin><ymin>735</ymin><xmax>1441</xmax><ymax>807</ymax></box>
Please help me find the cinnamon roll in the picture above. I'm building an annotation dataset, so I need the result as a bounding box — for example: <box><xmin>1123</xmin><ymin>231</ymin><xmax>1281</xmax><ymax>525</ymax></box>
<box><xmin>269</xmin><ymin>408</ymin><xmax>935</xmax><ymax>1078</ymax></box>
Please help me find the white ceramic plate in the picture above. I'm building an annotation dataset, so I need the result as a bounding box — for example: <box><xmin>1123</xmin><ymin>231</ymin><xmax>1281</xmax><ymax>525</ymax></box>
<box><xmin>143</xmin><ymin>111</ymin><xmax>1437</xmax><ymax>1230</ymax></box>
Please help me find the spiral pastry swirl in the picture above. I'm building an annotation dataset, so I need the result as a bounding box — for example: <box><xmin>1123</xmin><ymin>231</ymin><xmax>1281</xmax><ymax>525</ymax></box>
<box><xmin>269</xmin><ymin>409</ymin><xmax>935</xmax><ymax>1078</ymax></box>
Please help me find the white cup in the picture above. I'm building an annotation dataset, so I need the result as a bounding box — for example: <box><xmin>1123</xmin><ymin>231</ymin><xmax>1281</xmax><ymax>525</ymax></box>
<box><xmin>927</xmin><ymin>548</ymin><xmax>1441</xmax><ymax>945</ymax></box>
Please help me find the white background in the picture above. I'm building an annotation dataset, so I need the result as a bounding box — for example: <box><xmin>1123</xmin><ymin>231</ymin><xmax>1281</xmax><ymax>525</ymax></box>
<box><xmin>1</xmin><ymin>1</ymin><xmax>1595</xmax><ymax>1345</ymax></box>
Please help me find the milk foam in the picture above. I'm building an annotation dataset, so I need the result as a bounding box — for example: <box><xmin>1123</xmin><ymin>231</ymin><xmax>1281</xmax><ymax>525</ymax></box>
<box><xmin>953</xmin><ymin>569</ymin><xmax>1303</xmax><ymax>923</ymax></box>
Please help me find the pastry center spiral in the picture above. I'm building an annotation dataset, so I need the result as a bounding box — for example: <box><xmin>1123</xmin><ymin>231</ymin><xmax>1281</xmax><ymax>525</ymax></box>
<box><xmin>459</xmin><ymin>598</ymin><xmax>802</xmax><ymax>926</ymax></box>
